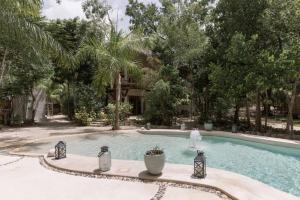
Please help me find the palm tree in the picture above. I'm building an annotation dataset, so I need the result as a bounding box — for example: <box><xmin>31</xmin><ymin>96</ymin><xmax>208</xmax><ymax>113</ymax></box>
<box><xmin>0</xmin><ymin>0</ymin><xmax>71</xmax><ymax>123</ymax></box>
<box><xmin>0</xmin><ymin>0</ymin><xmax>68</xmax><ymax>85</ymax></box>
<box><xmin>0</xmin><ymin>0</ymin><xmax>62</xmax><ymax>51</ymax></box>
<box><xmin>78</xmin><ymin>26</ymin><xmax>145</xmax><ymax>130</ymax></box>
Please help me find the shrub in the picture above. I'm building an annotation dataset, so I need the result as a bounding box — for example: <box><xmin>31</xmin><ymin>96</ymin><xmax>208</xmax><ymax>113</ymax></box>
<box><xmin>105</xmin><ymin>102</ymin><xmax>132</xmax><ymax>125</ymax></box>
<box><xmin>99</xmin><ymin>111</ymin><xmax>107</xmax><ymax>120</ymax></box>
<box><xmin>11</xmin><ymin>114</ymin><xmax>23</xmax><ymax>126</ymax></box>
<box><xmin>74</xmin><ymin>107</ymin><xmax>95</xmax><ymax>126</ymax></box>
<box><xmin>144</xmin><ymin>65</ymin><xmax>186</xmax><ymax>126</ymax></box>
<box><xmin>144</xmin><ymin>80</ymin><xmax>173</xmax><ymax>125</ymax></box>
<box><xmin>75</xmin><ymin>83</ymin><xmax>104</xmax><ymax>112</ymax></box>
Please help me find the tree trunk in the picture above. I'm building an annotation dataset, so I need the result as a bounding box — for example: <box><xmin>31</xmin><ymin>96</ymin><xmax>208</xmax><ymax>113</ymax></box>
<box><xmin>30</xmin><ymin>89</ymin><xmax>36</xmax><ymax>124</ymax></box>
<box><xmin>67</xmin><ymin>82</ymin><xmax>71</xmax><ymax>119</ymax></box>
<box><xmin>0</xmin><ymin>48</ymin><xmax>8</xmax><ymax>87</ymax></box>
<box><xmin>190</xmin><ymin>86</ymin><xmax>193</xmax><ymax>121</ymax></box>
<box><xmin>114</xmin><ymin>73</ymin><xmax>121</xmax><ymax>130</ymax></box>
<box><xmin>286</xmin><ymin>78</ymin><xmax>299</xmax><ymax>137</ymax></box>
<box><xmin>255</xmin><ymin>91</ymin><xmax>262</xmax><ymax>133</ymax></box>
<box><xmin>264</xmin><ymin>91</ymin><xmax>268</xmax><ymax>132</ymax></box>
<box><xmin>233</xmin><ymin>103</ymin><xmax>240</xmax><ymax>124</ymax></box>
<box><xmin>246</xmin><ymin>100</ymin><xmax>251</xmax><ymax>127</ymax></box>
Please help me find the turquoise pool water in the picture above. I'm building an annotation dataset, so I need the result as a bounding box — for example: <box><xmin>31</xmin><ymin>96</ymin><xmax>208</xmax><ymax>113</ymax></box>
<box><xmin>34</xmin><ymin>133</ymin><xmax>300</xmax><ymax>196</ymax></box>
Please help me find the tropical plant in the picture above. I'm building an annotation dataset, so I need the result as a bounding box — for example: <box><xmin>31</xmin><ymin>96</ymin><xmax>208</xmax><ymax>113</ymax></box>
<box><xmin>77</xmin><ymin>24</ymin><xmax>145</xmax><ymax>130</ymax></box>
<box><xmin>145</xmin><ymin>65</ymin><xmax>186</xmax><ymax>126</ymax></box>
<box><xmin>0</xmin><ymin>0</ymin><xmax>72</xmax><ymax>123</ymax></box>
<box><xmin>145</xmin><ymin>146</ymin><xmax>164</xmax><ymax>156</ymax></box>
<box><xmin>105</xmin><ymin>102</ymin><xmax>133</xmax><ymax>126</ymax></box>
<box><xmin>0</xmin><ymin>0</ymin><xmax>65</xmax><ymax>64</ymax></box>
<box><xmin>74</xmin><ymin>107</ymin><xmax>95</xmax><ymax>126</ymax></box>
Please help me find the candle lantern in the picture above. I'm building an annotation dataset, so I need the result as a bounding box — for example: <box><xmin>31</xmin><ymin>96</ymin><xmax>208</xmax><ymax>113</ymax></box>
<box><xmin>55</xmin><ymin>141</ymin><xmax>66</xmax><ymax>159</ymax></box>
<box><xmin>194</xmin><ymin>150</ymin><xmax>206</xmax><ymax>178</ymax></box>
<box><xmin>98</xmin><ymin>146</ymin><xmax>111</xmax><ymax>172</ymax></box>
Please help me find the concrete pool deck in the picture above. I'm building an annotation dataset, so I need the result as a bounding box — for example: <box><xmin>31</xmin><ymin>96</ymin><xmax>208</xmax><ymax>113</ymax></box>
<box><xmin>44</xmin><ymin>154</ymin><xmax>299</xmax><ymax>200</ymax></box>
<box><xmin>0</xmin><ymin>154</ymin><xmax>222</xmax><ymax>200</ymax></box>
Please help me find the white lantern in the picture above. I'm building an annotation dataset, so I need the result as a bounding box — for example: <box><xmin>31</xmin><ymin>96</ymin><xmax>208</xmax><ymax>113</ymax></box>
<box><xmin>98</xmin><ymin>146</ymin><xmax>111</xmax><ymax>172</ymax></box>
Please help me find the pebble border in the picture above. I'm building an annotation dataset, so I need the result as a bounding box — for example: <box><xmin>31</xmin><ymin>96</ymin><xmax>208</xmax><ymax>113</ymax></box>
<box><xmin>40</xmin><ymin>157</ymin><xmax>233</xmax><ymax>200</ymax></box>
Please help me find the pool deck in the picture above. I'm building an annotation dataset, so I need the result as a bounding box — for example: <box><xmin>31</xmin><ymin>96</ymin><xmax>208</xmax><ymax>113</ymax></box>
<box><xmin>138</xmin><ymin>129</ymin><xmax>300</xmax><ymax>149</ymax></box>
<box><xmin>45</xmin><ymin>154</ymin><xmax>299</xmax><ymax>200</ymax></box>
<box><xmin>0</xmin><ymin>154</ymin><xmax>225</xmax><ymax>200</ymax></box>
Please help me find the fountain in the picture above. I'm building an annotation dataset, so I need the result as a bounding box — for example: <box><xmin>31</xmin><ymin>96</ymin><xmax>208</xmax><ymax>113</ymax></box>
<box><xmin>189</xmin><ymin>129</ymin><xmax>202</xmax><ymax>150</ymax></box>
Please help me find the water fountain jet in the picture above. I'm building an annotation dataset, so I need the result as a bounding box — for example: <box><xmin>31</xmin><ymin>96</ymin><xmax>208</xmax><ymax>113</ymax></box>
<box><xmin>189</xmin><ymin>129</ymin><xmax>202</xmax><ymax>150</ymax></box>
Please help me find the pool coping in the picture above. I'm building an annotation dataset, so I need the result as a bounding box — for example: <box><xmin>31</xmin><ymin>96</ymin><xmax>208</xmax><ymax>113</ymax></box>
<box><xmin>138</xmin><ymin>129</ymin><xmax>300</xmax><ymax>149</ymax></box>
<box><xmin>41</xmin><ymin>155</ymin><xmax>232</xmax><ymax>200</ymax></box>
<box><xmin>43</xmin><ymin>154</ymin><xmax>299</xmax><ymax>200</ymax></box>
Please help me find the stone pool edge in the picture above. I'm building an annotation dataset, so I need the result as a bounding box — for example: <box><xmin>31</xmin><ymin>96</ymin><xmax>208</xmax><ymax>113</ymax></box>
<box><xmin>41</xmin><ymin>155</ymin><xmax>232</xmax><ymax>200</ymax></box>
<box><xmin>43</xmin><ymin>154</ymin><xmax>299</xmax><ymax>200</ymax></box>
<box><xmin>138</xmin><ymin>129</ymin><xmax>300</xmax><ymax>149</ymax></box>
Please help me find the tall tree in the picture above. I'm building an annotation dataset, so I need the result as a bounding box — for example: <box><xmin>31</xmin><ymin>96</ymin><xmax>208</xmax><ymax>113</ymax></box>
<box><xmin>262</xmin><ymin>0</ymin><xmax>300</xmax><ymax>135</ymax></box>
<box><xmin>209</xmin><ymin>0</ymin><xmax>268</xmax><ymax>130</ymax></box>
<box><xmin>126</xmin><ymin>0</ymin><xmax>160</xmax><ymax>35</ymax></box>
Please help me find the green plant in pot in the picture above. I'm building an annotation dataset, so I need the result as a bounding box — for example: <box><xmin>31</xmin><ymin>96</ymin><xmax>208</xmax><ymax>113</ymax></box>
<box><xmin>144</xmin><ymin>146</ymin><xmax>165</xmax><ymax>175</ymax></box>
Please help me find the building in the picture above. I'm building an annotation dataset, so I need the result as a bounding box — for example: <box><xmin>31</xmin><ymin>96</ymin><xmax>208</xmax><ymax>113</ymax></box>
<box><xmin>107</xmin><ymin>52</ymin><xmax>160</xmax><ymax>115</ymax></box>
<box><xmin>0</xmin><ymin>88</ymin><xmax>47</xmax><ymax>125</ymax></box>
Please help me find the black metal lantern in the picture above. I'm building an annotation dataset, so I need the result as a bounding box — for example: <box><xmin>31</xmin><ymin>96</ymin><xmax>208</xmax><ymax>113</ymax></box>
<box><xmin>55</xmin><ymin>141</ymin><xmax>66</xmax><ymax>159</ymax></box>
<box><xmin>194</xmin><ymin>150</ymin><xmax>206</xmax><ymax>178</ymax></box>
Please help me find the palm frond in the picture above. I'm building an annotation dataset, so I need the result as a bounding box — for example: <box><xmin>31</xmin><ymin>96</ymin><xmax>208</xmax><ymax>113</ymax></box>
<box><xmin>1</xmin><ymin>0</ymin><xmax>41</xmax><ymax>17</ymax></box>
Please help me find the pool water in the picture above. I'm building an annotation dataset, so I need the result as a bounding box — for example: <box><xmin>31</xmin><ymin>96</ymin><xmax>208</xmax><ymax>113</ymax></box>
<box><xmin>35</xmin><ymin>133</ymin><xmax>300</xmax><ymax>196</ymax></box>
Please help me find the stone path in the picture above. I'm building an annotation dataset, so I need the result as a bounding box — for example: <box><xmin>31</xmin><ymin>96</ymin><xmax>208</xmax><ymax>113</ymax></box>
<box><xmin>0</xmin><ymin>155</ymin><xmax>222</xmax><ymax>200</ymax></box>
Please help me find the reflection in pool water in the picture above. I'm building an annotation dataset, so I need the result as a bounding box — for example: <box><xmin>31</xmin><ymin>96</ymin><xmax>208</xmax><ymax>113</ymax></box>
<box><xmin>29</xmin><ymin>133</ymin><xmax>300</xmax><ymax>196</ymax></box>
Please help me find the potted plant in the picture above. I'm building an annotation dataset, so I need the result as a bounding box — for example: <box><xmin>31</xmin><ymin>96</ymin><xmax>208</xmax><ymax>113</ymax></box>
<box><xmin>144</xmin><ymin>146</ymin><xmax>165</xmax><ymax>175</ymax></box>
<box><xmin>232</xmin><ymin>124</ymin><xmax>238</xmax><ymax>133</ymax></box>
<box><xmin>204</xmin><ymin>120</ymin><xmax>213</xmax><ymax>131</ymax></box>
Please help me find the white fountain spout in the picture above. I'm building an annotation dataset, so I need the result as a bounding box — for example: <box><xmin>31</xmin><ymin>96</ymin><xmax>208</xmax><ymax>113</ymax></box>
<box><xmin>189</xmin><ymin>130</ymin><xmax>202</xmax><ymax>149</ymax></box>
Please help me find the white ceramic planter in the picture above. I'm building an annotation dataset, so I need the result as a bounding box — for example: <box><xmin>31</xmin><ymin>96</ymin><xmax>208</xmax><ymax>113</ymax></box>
<box><xmin>204</xmin><ymin>122</ymin><xmax>213</xmax><ymax>131</ymax></box>
<box><xmin>144</xmin><ymin>153</ymin><xmax>165</xmax><ymax>175</ymax></box>
<box><xmin>232</xmin><ymin>124</ymin><xmax>238</xmax><ymax>133</ymax></box>
<box><xmin>180</xmin><ymin>123</ymin><xmax>186</xmax><ymax>130</ymax></box>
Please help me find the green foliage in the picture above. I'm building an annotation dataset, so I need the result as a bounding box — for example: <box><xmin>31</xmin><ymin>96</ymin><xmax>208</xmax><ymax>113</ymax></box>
<box><xmin>105</xmin><ymin>102</ymin><xmax>132</xmax><ymax>125</ymax></box>
<box><xmin>0</xmin><ymin>0</ymin><xmax>69</xmax><ymax>65</ymax></box>
<box><xmin>77</xmin><ymin>26</ymin><xmax>144</xmax><ymax>95</ymax></box>
<box><xmin>145</xmin><ymin>79</ymin><xmax>174</xmax><ymax>125</ymax></box>
<box><xmin>82</xmin><ymin>0</ymin><xmax>111</xmax><ymax>21</ymax></box>
<box><xmin>145</xmin><ymin>146</ymin><xmax>164</xmax><ymax>156</ymax></box>
<box><xmin>74</xmin><ymin>82</ymin><xmax>104</xmax><ymax>113</ymax></box>
<box><xmin>126</xmin><ymin>0</ymin><xmax>160</xmax><ymax>35</ymax></box>
<box><xmin>4</xmin><ymin>0</ymin><xmax>300</xmax><ymax>132</ymax></box>
<box><xmin>74</xmin><ymin>107</ymin><xmax>95</xmax><ymax>126</ymax></box>
<box><xmin>210</xmin><ymin>33</ymin><xmax>257</xmax><ymax>104</ymax></box>
<box><xmin>11</xmin><ymin>114</ymin><xmax>22</xmax><ymax>126</ymax></box>
<box><xmin>4</xmin><ymin>48</ymin><xmax>54</xmax><ymax>105</ymax></box>
<box><xmin>145</xmin><ymin>65</ymin><xmax>186</xmax><ymax>125</ymax></box>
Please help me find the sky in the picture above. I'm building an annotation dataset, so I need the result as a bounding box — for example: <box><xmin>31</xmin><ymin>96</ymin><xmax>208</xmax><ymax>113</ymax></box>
<box><xmin>42</xmin><ymin>0</ymin><xmax>161</xmax><ymax>31</ymax></box>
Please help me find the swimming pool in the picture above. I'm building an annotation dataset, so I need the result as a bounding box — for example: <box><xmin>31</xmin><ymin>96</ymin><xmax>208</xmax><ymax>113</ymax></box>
<box><xmin>30</xmin><ymin>133</ymin><xmax>300</xmax><ymax>196</ymax></box>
